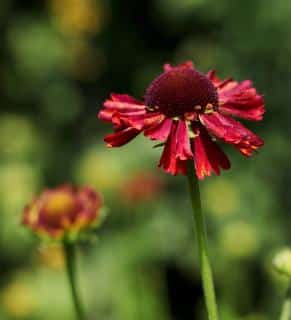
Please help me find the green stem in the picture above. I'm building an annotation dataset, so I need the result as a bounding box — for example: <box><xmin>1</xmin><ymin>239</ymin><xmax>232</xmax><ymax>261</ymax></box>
<box><xmin>186</xmin><ymin>162</ymin><xmax>219</xmax><ymax>320</ymax></box>
<box><xmin>64</xmin><ymin>242</ymin><xmax>86</xmax><ymax>320</ymax></box>
<box><xmin>280</xmin><ymin>283</ymin><xmax>291</xmax><ymax>320</ymax></box>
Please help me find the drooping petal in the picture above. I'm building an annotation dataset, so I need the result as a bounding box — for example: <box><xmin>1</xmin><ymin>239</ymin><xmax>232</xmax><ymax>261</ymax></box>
<box><xmin>192</xmin><ymin>125</ymin><xmax>230</xmax><ymax>179</ymax></box>
<box><xmin>176</xmin><ymin>120</ymin><xmax>194</xmax><ymax>160</ymax></box>
<box><xmin>126</xmin><ymin>112</ymin><xmax>165</xmax><ymax>130</ymax></box>
<box><xmin>110</xmin><ymin>110</ymin><xmax>154</xmax><ymax>130</ymax></box>
<box><xmin>218</xmin><ymin>80</ymin><xmax>265</xmax><ymax>121</ymax></box>
<box><xmin>200</xmin><ymin>112</ymin><xmax>264</xmax><ymax>156</ymax></box>
<box><xmin>111</xmin><ymin>94</ymin><xmax>144</xmax><ymax>104</ymax></box>
<box><xmin>104</xmin><ymin>127</ymin><xmax>140</xmax><ymax>147</ymax></box>
<box><xmin>144</xmin><ymin>118</ymin><xmax>173</xmax><ymax>141</ymax></box>
<box><xmin>98</xmin><ymin>94</ymin><xmax>146</xmax><ymax>125</ymax></box>
<box><xmin>158</xmin><ymin>122</ymin><xmax>177</xmax><ymax>174</ymax></box>
<box><xmin>207</xmin><ymin>71</ymin><xmax>265</xmax><ymax>121</ymax></box>
<box><xmin>99</xmin><ymin>94</ymin><xmax>147</xmax><ymax>147</ymax></box>
<box><xmin>98</xmin><ymin>109</ymin><xmax>115</xmax><ymax>122</ymax></box>
<box><xmin>158</xmin><ymin>120</ymin><xmax>193</xmax><ymax>175</ymax></box>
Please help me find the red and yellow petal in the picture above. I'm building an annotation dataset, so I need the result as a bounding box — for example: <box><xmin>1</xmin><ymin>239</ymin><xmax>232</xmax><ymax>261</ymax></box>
<box><xmin>144</xmin><ymin>118</ymin><xmax>173</xmax><ymax>141</ymax></box>
<box><xmin>208</xmin><ymin>71</ymin><xmax>265</xmax><ymax>121</ymax></box>
<box><xmin>99</xmin><ymin>94</ymin><xmax>148</xmax><ymax>147</ymax></box>
<box><xmin>200</xmin><ymin>112</ymin><xmax>264</xmax><ymax>156</ymax></box>
<box><xmin>126</xmin><ymin>112</ymin><xmax>165</xmax><ymax>131</ymax></box>
<box><xmin>104</xmin><ymin>127</ymin><xmax>140</xmax><ymax>147</ymax></box>
<box><xmin>158</xmin><ymin>120</ymin><xmax>193</xmax><ymax>175</ymax></box>
<box><xmin>192</xmin><ymin>125</ymin><xmax>231</xmax><ymax>179</ymax></box>
<box><xmin>98</xmin><ymin>94</ymin><xmax>146</xmax><ymax>126</ymax></box>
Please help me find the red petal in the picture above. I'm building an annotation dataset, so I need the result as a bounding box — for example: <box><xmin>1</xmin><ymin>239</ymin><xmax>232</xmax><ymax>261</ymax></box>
<box><xmin>104</xmin><ymin>95</ymin><xmax>145</xmax><ymax>112</ymax></box>
<box><xmin>126</xmin><ymin>112</ymin><xmax>165</xmax><ymax>130</ymax></box>
<box><xmin>218</xmin><ymin>80</ymin><xmax>265</xmax><ymax>121</ymax></box>
<box><xmin>192</xmin><ymin>126</ymin><xmax>230</xmax><ymax>179</ymax></box>
<box><xmin>98</xmin><ymin>109</ymin><xmax>114</xmax><ymax>122</ymax></box>
<box><xmin>111</xmin><ymin>110</ymin><xmax>148</xmax><ymax>130</ymax></box>
<box><xmin>98</xmin><ymin>94</ymin><xmax>146</xmax><ymax>125</ymax></box>
<box><xmin>144</xmin><ymin>118</ymin><xmax>173</xmax><ymax>141</ymax></box>
<box><xmin>111</xmin><ymin>94</ymin><xmax>143</xmax><ymax>105</ymax></box>
<box><xmin>104</xmin><ymin>127</ymin><xmax>140</xmax><ymax>147</ymax></box>
<box><xmin>99</xmin><ymin>93</ymin><xmax>146</xmax><ymax>147</ymax></box>
<box><xmin>176</xmin><ymin>120</ymin><xmax>193</xmax><ymax>160</ymax></box>
<box><xmin>200</xmin><ymin>112</ymin><xmax>264</xmax><ymax>156</ymax></box>
<box><xmin>158</xmin><ymin>120</ymin><xmax>193</xmax><ymax>175</ymax></box>
<box><xmin>103</xmin><ymin>100</ymin><xmax>145</xmax><ymax>112</ymax></box>
<box><xmin>163</xmin><ymin>61</ymin><xmax>194</xmax><ymax>72</ymax></box>
<box><xmin>208</xmin><ymin>71</ymin><xmax>265</xmax><ymax>121</ymax></box>
<box><xmin>207</xmin><ymin>70</ymin><xmax>232</xmax><ymax>88</ymax></box>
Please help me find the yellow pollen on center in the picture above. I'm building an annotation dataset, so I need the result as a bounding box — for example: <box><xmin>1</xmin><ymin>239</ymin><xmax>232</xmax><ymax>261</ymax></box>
<box><xmin>204</xmin><ymin>103</ymin><xmax>215</xmax><ymax>114</ymax></box>
<box><xmin>45</xmin><ymin>193</ymin><xmax>75</xmax><ymax>216</ymax></box>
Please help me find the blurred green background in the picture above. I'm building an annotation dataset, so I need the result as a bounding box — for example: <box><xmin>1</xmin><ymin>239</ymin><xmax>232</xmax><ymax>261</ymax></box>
<box><xmin>0</xmin><ymin>0</ymin><xmax>289</xmax><ymax>319</ymax></box>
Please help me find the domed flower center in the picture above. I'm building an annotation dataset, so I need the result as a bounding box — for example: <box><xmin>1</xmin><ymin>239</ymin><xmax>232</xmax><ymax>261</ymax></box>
<box><xmin>45</xmin><ymin>192</ymin><xmax>76</xmax><ymax>217</ymax></box>
<box><xmin>145</xmin><ymin>68</ymin><xmax>218</xmax><ymax>117</ymax></box>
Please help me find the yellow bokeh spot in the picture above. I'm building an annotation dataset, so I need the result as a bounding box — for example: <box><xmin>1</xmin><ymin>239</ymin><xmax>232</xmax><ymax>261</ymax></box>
<box><xmin>1</xmin><ymin>280</ymin><xmax>37</xmax><ymax>317</ymax></box>
<box><xmin>49</xmin><ymin>0</ymin><xmax>105</xmax><ymax>37</ymax></box>
<box><xmin>76</xmin><ymin>148</ymin><xmax>125</xmax><ymax>192</ymax></box>
<box><xmin>38</xmin><ymin>245</ymin><xmax>65</xmax><ymax>271</ymax></box>
<box><xmin>220</xmin><ymin>221</ymin><xmax>259</xmax><ymax>258</ymax></box>
<box><xmin>204</xmin><ymin>179</ymin><xmax>239</xmax><ymax>217</ymax></box>
<box><xmin>0</xmin><ymin>163</ymin><xmax>40</xmax><ymax>214</ymax></box>
<box><xmin>0</xmin><ymin>115</ymin><xmax>41</xmax><ymax>158</ymax></box>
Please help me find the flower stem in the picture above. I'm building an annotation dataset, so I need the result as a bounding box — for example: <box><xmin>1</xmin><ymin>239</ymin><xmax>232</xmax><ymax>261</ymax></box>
<box><xmin>186</xmin><ymin>162</ymin><xmax>219</xmax><ymax>320</ymax></box>
<box><xmin>280</xmin><ymin>283</ymin><xmax>291</xmax><ymax>320</ymax></box>
<box><xmin>64</xmin><ymin>241</ymin><xmax>86</xmax><ymax>320</ymax></box>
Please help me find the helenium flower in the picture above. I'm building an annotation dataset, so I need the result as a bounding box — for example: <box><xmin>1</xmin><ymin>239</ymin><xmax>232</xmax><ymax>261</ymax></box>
<box><xmin>98</xmin><ymin>61</ymin><xmax>264</xmax><ymax>179</ymax></box>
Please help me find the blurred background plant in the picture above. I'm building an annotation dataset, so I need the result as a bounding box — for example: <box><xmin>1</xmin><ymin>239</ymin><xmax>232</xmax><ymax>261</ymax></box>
<box><xmin>0</xmin><ymin>0</ymin><xmax>289</xmax><ymax>319</ymax></box>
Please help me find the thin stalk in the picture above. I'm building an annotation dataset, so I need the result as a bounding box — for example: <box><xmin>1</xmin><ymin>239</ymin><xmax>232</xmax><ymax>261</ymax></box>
<box><xmin>186</xmin><ymin>162</ymin><xmax>219</xmax><ymax>320</ymax></box>
<box><xmin>280</xmin><ymin>283</ymin><xmax>291</xmax><ymax>320</ymax></box>
<box><xmin>64</xmin><ymin>241</ymin><xmax>86</xmax><ymax>320</ymax></box>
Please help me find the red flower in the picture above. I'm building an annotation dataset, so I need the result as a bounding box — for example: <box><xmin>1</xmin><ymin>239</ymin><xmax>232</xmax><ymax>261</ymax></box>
<box><xmin>22</xmin><ymin>185</ymin><xmax>103</xmax><ymax>240</ymax></box>
<box><xmin>98</xmin><ymin>62</ymin><xmax>264</xmax><ymax>179</ymax></box>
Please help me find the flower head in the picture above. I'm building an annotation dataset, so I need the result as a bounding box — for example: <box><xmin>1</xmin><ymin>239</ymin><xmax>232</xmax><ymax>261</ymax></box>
<box><xmin>98</xmin><ymin>61</ymin><xmax>264</xmax><ymax>179</ymax></box>
<box><xmin>22</xmin><ymin>184</ymin><xmax>103</xmax><ymax>240</ymax></box>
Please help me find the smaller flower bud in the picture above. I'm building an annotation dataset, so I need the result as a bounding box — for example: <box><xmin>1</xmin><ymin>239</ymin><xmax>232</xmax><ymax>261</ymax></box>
<box><xmin>22</xmin><ymin>184</ymin><xmax>104</xmax><ymax>242</ymax></box>
<box><xmin>273</xmin><ymin>248</ymin><xmax>291</xmax><ymax>277</ymax></box>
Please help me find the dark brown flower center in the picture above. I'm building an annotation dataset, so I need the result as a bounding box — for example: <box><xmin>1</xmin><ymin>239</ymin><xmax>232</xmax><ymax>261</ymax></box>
<box><xmin>145</xmin><ymin>67</ymin><xmax>218</xmax><ymax>117</ymax></box>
